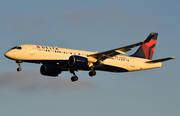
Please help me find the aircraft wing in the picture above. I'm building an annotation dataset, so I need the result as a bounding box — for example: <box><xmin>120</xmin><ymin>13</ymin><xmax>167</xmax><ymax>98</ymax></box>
<box><xmin>88</xmin><ymin>41</ymin><xmax>147</xmax><ymax>67</ymax></box>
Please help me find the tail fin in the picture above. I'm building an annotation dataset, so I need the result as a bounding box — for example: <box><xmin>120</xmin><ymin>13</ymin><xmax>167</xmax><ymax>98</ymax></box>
<box><xmin>132</xmin><ymin>33</ymin><xmax>158</xmax><ymax>60</ymax></box>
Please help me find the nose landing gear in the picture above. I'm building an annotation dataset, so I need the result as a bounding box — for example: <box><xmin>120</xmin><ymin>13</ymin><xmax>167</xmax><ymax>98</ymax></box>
<box><xmin>16</xmin><ymin>61</ymin><xmax>22</xmax><ymax>72</ymax></box>
<box><xmin>17</xmin><ymin>67</ymin><xmax>21</xmax><ymax>71</ymax></box>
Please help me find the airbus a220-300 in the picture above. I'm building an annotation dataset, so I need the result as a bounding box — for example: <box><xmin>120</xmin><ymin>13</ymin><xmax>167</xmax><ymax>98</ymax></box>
<box><xmin>5</xmin><ymin>33</ymin><xmax>175</xmax><ymax>82</ymax></box>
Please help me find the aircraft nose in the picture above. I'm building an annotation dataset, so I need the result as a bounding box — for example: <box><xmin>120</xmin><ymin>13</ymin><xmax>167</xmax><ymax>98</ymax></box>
<box><xmin>4</xmin><ymin>52</ymin><xmax>9</xmax><ymax>58</ymax></box>
<box><xmin>4</xmin><ymin>51</ymin><xmax>13</xmax><ymax>59</ymax></box>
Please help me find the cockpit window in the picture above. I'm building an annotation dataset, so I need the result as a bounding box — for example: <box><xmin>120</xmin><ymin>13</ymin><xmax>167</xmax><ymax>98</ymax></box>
<box><xmin>10</xmin><ymin>47</ymin><xmax>17</xmax><ymax>50</ymax></box>
<box><xmin>10</xmin><ymin>46</ymin><xmax>22</xmax><ymax>50</ymax></box>
<box><xmin>17</xmin><ymin>47</ymin><xmax>22</xmax><ymax>49</ymax></box>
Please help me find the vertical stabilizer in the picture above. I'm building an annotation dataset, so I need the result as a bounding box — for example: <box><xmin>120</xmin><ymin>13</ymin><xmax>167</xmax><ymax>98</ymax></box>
<box><xmin>132</xmin><ymin>33</ymin><xmax>158</xmax><ymax>60</ymax></box>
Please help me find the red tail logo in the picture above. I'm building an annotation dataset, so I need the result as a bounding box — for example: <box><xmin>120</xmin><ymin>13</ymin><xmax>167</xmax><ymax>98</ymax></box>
<box><xmin>132</xmin><ymin>33</ymin><xmax>158</xmax><ymax>60</ymax></box>
<box><xmin>141</xmin><ymin>39</ymin><xmax>157</xmax><ymax>60</ymax></box>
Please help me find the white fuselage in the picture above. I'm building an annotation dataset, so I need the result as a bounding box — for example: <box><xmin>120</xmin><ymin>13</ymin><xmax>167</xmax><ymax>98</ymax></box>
<box><xmin>5</xmin><ymin>44</ymin><xmax>162</xmax><ymax>72</ymax></box>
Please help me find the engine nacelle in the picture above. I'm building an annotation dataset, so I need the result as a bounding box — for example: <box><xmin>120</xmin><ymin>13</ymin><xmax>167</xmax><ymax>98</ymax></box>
<box><xmin>40</xmin><ymin>64</ymin><xmax>61</xmax><ymax>77</ymax></box>
<box><xmin>68</xmin><ymin>55</ymin><xmax>89</xmax><ymax>69</ymax></box>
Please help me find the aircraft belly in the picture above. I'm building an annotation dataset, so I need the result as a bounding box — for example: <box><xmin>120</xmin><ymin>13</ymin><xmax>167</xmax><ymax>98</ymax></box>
<box><xmin>94</xmin><ymin>64</ymin><xmax>129</xmax><ymax>72</ymax></box>
<box><xmin>96</xmin><ymin>60</ymin><xmax>129</xmax><ymax>72</ymax></box>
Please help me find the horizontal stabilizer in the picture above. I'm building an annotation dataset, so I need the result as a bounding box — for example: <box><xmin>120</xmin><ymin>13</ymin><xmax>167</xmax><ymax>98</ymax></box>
<box><xmin>146</xmin><ymin>57</ymin><xmax>175</xmax><ymax>63</ymax></box>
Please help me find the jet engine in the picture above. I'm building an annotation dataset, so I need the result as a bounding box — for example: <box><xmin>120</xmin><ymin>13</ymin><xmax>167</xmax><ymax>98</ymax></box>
<box><xmin>40</xmin><ymin>64</ymin><xmax>61</xmax><ymax>76</ymax></box>
<box><xmin>68</xmin><ymin>55</ymin><xmax>89</xmax><ymax>69</ymax></box>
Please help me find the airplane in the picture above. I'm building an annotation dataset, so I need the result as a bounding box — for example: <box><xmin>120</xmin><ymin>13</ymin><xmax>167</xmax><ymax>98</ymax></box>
<box><xmin>4</xmin><ymin>33</ymin><xmax>175</xmax><ymax>82</ymax></box>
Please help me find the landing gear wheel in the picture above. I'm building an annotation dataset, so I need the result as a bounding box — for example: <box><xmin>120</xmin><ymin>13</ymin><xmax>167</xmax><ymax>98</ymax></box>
<box><xmin>16</xmin><ymin>61</ymin><xmax>22</xmax><ymax>72</ymax></box>
<box><xmin>70</xmin><ymin>70</ymin><xmax>79</xmax><ymax>82</ymax></box>
<box><xmin>71</xmin><ymin>76</ymin><xmax>78</xmax><ymax>82</ymax></box>
<box><xmin>89</xmin><ymin>70</ymin><xmax>96</xmax><ymax>77</ymax></box>
<box><xmin>17</xmin><ymin>67</ymin><xmax>22</xmax><ymax>72</ymax></box>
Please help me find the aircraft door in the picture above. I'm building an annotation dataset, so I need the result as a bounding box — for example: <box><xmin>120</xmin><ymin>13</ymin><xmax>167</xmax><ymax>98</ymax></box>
<box><xmin>130</xmin><ymin>58</ymin><xmax>135</xmax><ymax>67</ymax></box>
<box><xmin>29</xmin><ymin>45</ymin><xmax>35</xmax><ymax>56</ymax></box>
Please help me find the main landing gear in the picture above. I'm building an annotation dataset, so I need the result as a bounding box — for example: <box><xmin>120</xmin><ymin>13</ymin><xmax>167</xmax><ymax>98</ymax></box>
<box><xmin>89</xmin><ymin>70</ymin><xmax>96</xmax><ymax>77</ymax></box>
<box><xmin>70</xmin><ymin>70</ymin><xmax>96</xmax><ymax>82</ymax></box>
<box><xmin>70</xmin><ymin>70</ymin><xmax>78</xmax><ymax>82</ymax></box>
<box><xmin>16</xmin><ymin>61</ymin><xmax>22</xmax><ymax>72</ymax></box>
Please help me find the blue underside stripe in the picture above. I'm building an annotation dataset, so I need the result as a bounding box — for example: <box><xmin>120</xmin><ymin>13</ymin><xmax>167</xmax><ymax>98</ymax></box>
<box><xmin>21</xmin><ymin>60</ymin><xmax>129</xmax><ymax>72</ymax></box>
